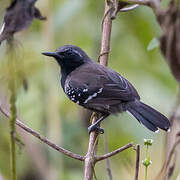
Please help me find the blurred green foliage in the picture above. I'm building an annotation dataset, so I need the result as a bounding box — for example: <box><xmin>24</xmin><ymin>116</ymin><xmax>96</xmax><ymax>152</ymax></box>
<box><xmin>0</xmin><ymin>0</ymin><xmax>178</xmax><ymax>179</ymax></box>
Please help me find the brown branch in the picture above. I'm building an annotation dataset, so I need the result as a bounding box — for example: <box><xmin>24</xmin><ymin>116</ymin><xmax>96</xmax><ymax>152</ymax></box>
<box><xmin>165</xmin><ymin>89</ymin><xmax>180</xmax><ymax>156</ymax></box>
<box><xmin>95</xmin><ymin>143</ymin><xmax>134</xmax><ymax>162</ymax></box>
<box><xmin>166</xmin><ymin>151</ymin><xmax>177</xmax><ymax>179</ymax></box>
<box><xmin>164</xmin><ymin>137</ymin><xmax>180</xmax><ymax>174</ymax></box>
<box><xmin>123</xmin><ymin>0</ymin><xmax>161</xmax><ymax>15</ymax></box>
<box><xmin>103</xmin><ymin>134</ymin><xmax>113</xmax><ymax>180</ymax></box>
<box><xmin>83</xmin><ymin>1</ymin><xmax>113</xmax><ymax>179</ymax></box>
<box><xmin>0</xmin><ymin>105</ymin><xmax>85</xmax><ymax>162</ymax></box>
<box><xmin>99</xmin><ymin>0</ymin><xmax>112</xmax><ymax>66</ymax></box>
<box><xmin>134</xmin><ymin>144</ymin><xmax>140</xmax><ymax>180</ymax></box>
<box><xmin>83</xmin><ymin>116</ymin><xmax>99</xmax><ymax>180</ymax></box>
<box><xmin>83</xmin><ymin>0</ymin><xmax>139</xmax><ymax>178</ymax></box>
<box><xmin>155</xmin><ymin>134</ymin><xmax>180</xmax><ymax>180</ymax></box>
<box><xmin>120</xmin><ymin>4</ymin><xmax>139</xmax><ymax>12</ymax></box>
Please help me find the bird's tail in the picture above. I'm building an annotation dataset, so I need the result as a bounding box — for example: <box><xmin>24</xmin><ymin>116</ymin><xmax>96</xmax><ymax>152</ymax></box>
<box><xmin>127</xmin><ymin>101</ymin><xmax>170</xmax><ymax>132</ymax></box>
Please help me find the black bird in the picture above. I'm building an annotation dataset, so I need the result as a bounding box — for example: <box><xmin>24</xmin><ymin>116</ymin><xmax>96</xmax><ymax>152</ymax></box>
<box><xmin>42</xmin><ymin>45</ymin><xmax>170</xmax><ymax>134</ymax></box>
<box><xmin>0</xmin><ymin>0</ymin><xmax>46</xmax><ymax>44</ymax></box>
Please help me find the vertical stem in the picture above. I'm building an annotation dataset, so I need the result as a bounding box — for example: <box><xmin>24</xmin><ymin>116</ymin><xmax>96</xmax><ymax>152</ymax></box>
<box><xmin>84</xmin><ymin>117</ymin><xmax>99</xmax><ymax>180</ymax></box>
<box><xmin>135</xmin><ymin>144</ymin><xmax>140</xmax><ymax>180</ymax></box>
<box><xmin>8</xmin><ymin>40</ymin><xmax>17</xmax><ymax>180</ymax></box>
<box><xmin>145</xmin><ymin>167</ymin><xmax>148</xmax><ymax>180</ymax></box>
<box><xmin>99</xmin><ymin>0</ymin><xmax>112</xmax><ymax>66</ymax></box>
<box><xmin>144</xmin><ymin>145</ymin><xmax>149</xmax><ymax>180</ymax></box>
<box><xmin>83</xmin><ymin>0</ymin><xmax>112</xmax><ymax>179</ymax></box>
<box><xmin>9</xmin><ymin>85</ymin><xmax>17</xmax><ymax>180</ymax></box>
<box><xmin>104</xmin><ymin>134</ymin><xmax>113</xmax><ymax>180</ymax></box>
<box><xmin>146</xmin><ymin>145</ymin><xmax>148</xmax><ymax>157</ymax></box>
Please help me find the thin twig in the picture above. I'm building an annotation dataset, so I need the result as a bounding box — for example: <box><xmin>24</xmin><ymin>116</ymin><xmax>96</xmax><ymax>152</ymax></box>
<box><xmin>83</xmin><ymin>116</ymin><xmax>99</xmax><ymax>180</ymax></box>
<box><xmin>98</xmin><ymin>50</ymin><xmax>111</xmax><ymax>63</ymax></box>
<box><xmin>123</xmin><ymin>0</ymin><xmax>161</xmax><ymax>15</ymax></box>
<box><xmin>104</xmin><ymin>134</ymin><xmax>113</xmax><ymax>180</ymax></box>
<box><xmin>157</xmin><ymin>89</ymin><xmax>180</xmax><ymax>179</ymax></box>
<box><xmin>101</xmin><ymin>6</ymin><xmax>113</xmax><ymax>31</ymax></box>
<box><xmin>156</xmin><ymin>135</ymin><xmax>180</xmax><ymax>180</ymax></box>
<box><xmin>83</xmin><ymin>1</ymin><xmax>113</xmax><ymax>179</ymax></box>
<box><xmin>165</xmin><ymin>138</ymin><xmax>180</xmax><ymax>173</ymax></box>
<box><xmin>120</xmin><ymin>4</ymin><xmax>139</xmax><ymax>12</ymax></box>
<box><xmin>7</xmin><ymin>40</ymin><xmax>17</xmax><ymax>180</ymax></box>
<box><xmin>0</xmin><ymin>105</ymin><xmax>85</xmax><ymax>161</ymax></box>
<box><xmin>99</xmin><ymin>0</ymin><xmax>113</xmax><ymax>66</ymax></box>
<box><xmin>96</xmin><ymin>143</ymin><xmax>134</xmax><ymax>162</ymax></box>
<box><xmin>134</xmin><ymin>144</ymin><xmax>140</xmax><ymax>180</ymax></box>
<box><xmin>166</xmin><ymin>151</ymin><xmax>177</xmax><ymax>179</ymax></box>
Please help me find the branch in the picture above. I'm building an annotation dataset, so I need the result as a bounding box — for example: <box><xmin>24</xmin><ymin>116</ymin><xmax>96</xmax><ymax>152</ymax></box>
<box><xmin>164</xmin><ymin>137</ymin><xmax>180</xmax><ymax>173</ymax></box>
<box><xmin>156</xmin><ymin>134</ymin><xmax>180</xmax><ymax>180</ymax></box>
<box><xmin>83</xmin><ymin>1</ymin><xmax>113</xmax><ymax>179</ymax></box>
<box><xmin>83</xmin><ymin>116</ymin><xmax>99</xmax><ymax>180</ymax></box>
<box><xmin>0</xmin><ymin>105</ymin><xmax>85</xmax><ymax>162</ymax></box>
<box><xmin>99</xmin><ymin>0</ymin><xmax>113</xmax><ymax>66</ymax></box>
<box><xmin>120</xmin><ymin>4</ymin><xmax>139</xmax><ymax>12</ymax></box>
<box><xmin>123</xmin><ymin>0</ymin><xmax>161</xmax><ymax>14</ymax></box>
<box><xmin>95</xmin><ymin>143</ymin><xmax>134</xmax><ymax>162</ymax></box>
<box><xmin>166</xmin><ymin>151</ymin><xmax>176</xmax><ymax>179</ymax></box>
<box><xmin>104</xmin><ymin>134</ymin><xmax>113</xmax><ymax>180</ymax></box>
<box><xmin>134</xmin><ymin>144</ymin><xmax>140</xmax><ymax>180</ymax></box>
<box><xmin>7</xmin><ymin>40</ymin><xmax>17</xmax><ymax>180</ymax></box>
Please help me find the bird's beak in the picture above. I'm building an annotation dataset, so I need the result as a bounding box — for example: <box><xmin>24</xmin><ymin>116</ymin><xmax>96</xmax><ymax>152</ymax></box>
<box><xmin>42</xmin><ymin>52</ymin><xmax>60</xmax><ymax>59</ymax></box>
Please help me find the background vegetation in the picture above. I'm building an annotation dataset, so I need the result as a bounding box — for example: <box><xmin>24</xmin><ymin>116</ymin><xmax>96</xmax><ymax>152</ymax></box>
<box><xmin>0</xmin><ymin>0</ymin><xmax>178</xmax><ymax>179</ymax></box>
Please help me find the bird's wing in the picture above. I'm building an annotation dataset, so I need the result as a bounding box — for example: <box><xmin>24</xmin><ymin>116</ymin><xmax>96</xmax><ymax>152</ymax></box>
<box><xmin>65</xmin><ymin>62</ymin><xmax>140</xmax><ymax>112</ymax></box>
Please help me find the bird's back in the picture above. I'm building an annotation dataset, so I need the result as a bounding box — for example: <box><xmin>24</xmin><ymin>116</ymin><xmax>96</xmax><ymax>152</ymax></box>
<box><xmin>64</xmin><ymin>61</ymin><xmax>140</xmax><ymax>113</ymax></box>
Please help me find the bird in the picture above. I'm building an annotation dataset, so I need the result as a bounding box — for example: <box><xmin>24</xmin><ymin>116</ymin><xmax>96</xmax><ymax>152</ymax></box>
<box><xmin>0</xmin><ymin>0</ymin><xmax>46</xmax><ymax>44</ymax></box>
<box><xmin>42</xmin><ymin>45</ymin><xmax>170</xmax><ymax>134</ymax></box>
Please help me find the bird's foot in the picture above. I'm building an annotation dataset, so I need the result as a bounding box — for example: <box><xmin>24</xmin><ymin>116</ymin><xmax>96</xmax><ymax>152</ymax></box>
<box><xmin>88</xmin><ymin>123</ymin><xmax>104</xmax><ymax>134</ymax></box>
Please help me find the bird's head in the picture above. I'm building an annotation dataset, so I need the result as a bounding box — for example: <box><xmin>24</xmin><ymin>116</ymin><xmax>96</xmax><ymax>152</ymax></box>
<box><xmin>42</xmin><ymin>45</ymin><xmax>91</xmax><ymax>75</ymax></box>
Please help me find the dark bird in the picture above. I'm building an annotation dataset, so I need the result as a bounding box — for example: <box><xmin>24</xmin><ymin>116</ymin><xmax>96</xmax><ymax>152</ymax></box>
<box><xmin>42</xmin><ymin>45</ymin><xmax>170</xmax><ymax>134</ymax></box>
<box><xmin>0</xmin><ymin>0</ymin><xmax>46</xmax><ymax>44</ymax></box>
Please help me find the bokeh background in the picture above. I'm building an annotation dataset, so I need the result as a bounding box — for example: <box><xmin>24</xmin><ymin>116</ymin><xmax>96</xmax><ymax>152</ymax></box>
<box><xmin>0</xmin><ymin>0</ymin><xmax>178</xmax><ymax>179</ymax></box>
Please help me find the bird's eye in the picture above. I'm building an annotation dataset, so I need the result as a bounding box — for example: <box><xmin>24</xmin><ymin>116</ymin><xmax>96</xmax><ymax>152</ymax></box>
<box><xmin>59</xmin><ymin>51</ymin><xmax>66</xmax><ymax>55</ymax></box>
<box><xmin>59</xmin><ymin>49</ymin><xmax>82</xmax><ymax>57</ymax></box>
<box><xmin>60</xmin><ymin>50</ymin><xmax>72</xmax><ymax>56</ymax></box>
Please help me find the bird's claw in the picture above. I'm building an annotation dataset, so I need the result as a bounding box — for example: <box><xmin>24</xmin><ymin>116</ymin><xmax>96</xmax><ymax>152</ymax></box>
<box><xmin>88</xmin><ymin>124</ymin><xmax>104</xmax><ymax>134</ymax></box>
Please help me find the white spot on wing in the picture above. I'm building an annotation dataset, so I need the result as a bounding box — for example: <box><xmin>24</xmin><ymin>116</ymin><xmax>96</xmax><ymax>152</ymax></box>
<box><xmin>84</xmin><ymin>93</ymin><xmax>97</xmax><ymax>103</ymax></box>
<box><xmin>83</xmin><ymin>89</ymin><xmax>88</xmax><ymax>92</ymax></box>
<box><xmin>97</xmin><ymin>88</ymin><xmax>103</xmax><ymax>93</ymax></box>
<box><xmin>84</xmin><ymin>88</ymin><xmax>103</xmax><ymax>104</ymax></box>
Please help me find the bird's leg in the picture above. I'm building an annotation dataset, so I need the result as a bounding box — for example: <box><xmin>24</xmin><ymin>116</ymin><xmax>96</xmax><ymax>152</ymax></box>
<box><xmin>88</xmin><ymin>114</ymin><xmax>109</xmax><ymax>134</ymax></box>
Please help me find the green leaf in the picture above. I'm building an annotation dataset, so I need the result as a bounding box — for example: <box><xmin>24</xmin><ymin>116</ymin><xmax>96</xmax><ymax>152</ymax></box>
<box><xmin>144</xmin><ymin>138</ymin><xmax>153</xmax><ymax>146</ymax></box>
<box><xmin>142</xmin><ymin>157</ymin><xmax>152</xmax><ymax>167</ymax></box>
<box><xmin>147</xmin><ymin>38</ymin><xmax>159</xmax><ymax>51</ymax></box>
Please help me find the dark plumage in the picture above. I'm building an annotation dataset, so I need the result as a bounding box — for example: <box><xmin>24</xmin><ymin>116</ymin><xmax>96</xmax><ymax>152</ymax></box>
<box><xmin>42</xmin><ymin>45</ymin><xmax>170</xmax><ymax>134</ymax></box>
<box><xmin>0</xmin><ymin>0</ymin><xmax>46</xmax><ymax>44</ymax></box>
